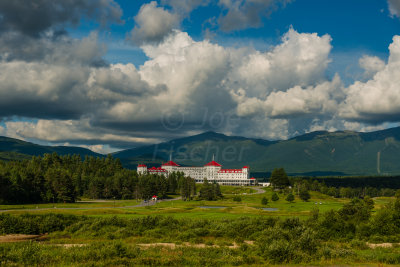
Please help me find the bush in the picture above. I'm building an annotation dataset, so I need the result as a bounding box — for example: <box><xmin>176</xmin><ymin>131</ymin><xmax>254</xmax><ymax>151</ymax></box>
<box><xmin>271</xmin><ymin>192</ymin><xmax>279</xmax><ymax>202</ymax></box>
<box><xmin>264</xmin><ymin>239</ymin><xmax>293</xmax><ymax>263</ymax></box>
<box><xmin>261</xmin><ymin>197</ymin><xmax>269</xmax><ymax>205</ymax></box>
<box><xmin>299</xmin><ymin>189</ymin><xmax>310</xmax><ymax>202</ymax></box>
<box><xmin>233</xmin><ymin>196</ymin><xmax>242</xmax><ymax>202</ymax></box>
<box><xmin>286</xmin><ymin>193</ymin><xmax>295</xmax><ymax>203</ymax></box>
<box><xmin>0</xmin><ymin>214</ymin><xmax>81</xmax><ymax>235</ymax></box>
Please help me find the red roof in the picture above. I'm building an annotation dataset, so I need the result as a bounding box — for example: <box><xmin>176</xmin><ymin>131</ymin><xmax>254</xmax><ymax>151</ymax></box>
<box><xmin>218</xmin><ymin>169</ymin><xmax>242</xmax><ymax>173</ymax></box>
<box><xmin>204</xmin><ymin>160</ymin><xmax>222</xmax><ymax>167</ymax></box>
<box><xmin>152</xmin><ymin>195</ymin><xmax>157</xmax><ymax>198</ymax></box>
<box><xmin>243</xmin><ymin>166</ymin><xmax>249</xmax><ymax>169</ymax></box>
<box><xmin>162</xmin><ymin>161</ymin><xmax>180</xmax><ymax>166</ymax></box>
<box><xmin>148</xmin><ymin>167</ymin><xmax>167</xmax><ymax>172</ymax></box>
<box><xmin>250</xmin><ymin>177</ymin><xmax>256</xmax><ymax>180</ymax></box>
<box><xmin>138</xmin><ymin>164</ymin><xmax>147</xmax><ymax>167</ymax></box>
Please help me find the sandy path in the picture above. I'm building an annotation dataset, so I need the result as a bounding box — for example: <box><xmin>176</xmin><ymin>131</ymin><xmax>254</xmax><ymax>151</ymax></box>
<box><xmin>0</xmin><ymin>234</ymin><xmax>47</xmax><ymax>243</ymax></box>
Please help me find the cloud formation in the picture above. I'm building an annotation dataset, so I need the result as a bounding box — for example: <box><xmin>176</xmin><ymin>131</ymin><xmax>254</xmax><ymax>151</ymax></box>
<box><xmin>388</xmin><ymin>0</ymin><xmax>400</xmax><ymax>18</ymax></box>
<box><xmin>340</xmin><ymin>35</ymin><xmax>400</xmax><ymax>123</ymax></box>
<box><xmin>218</xmin><ymin>0</ymin><xmax>292</xmax><ymax>32</ymax></box>
<box><xmin>1</xmin><ymin>0</ymin><xmax>399</xmax><ymax>152</ymax></box>
<box><xmin>163</xmin><ymin>0</ymin><xmax>210</xmax><ymax>14</ymax></box>
<box><xmin>0</xmin><ymin>0</ymin><xmax>122</xmax><ymax>37</ymax></box>
<box><xmin>1</xmin><ymin>27</ymin><xmax>342</xmax><ymax>147</ymax></box>
<box><xmin>129</xmin><ymin>1</ymin><xmax>180</xmax><ymax>45</ymax></box>
<box><xmin>358</xmin><ymin>55</ymin><xmax>386</xmax><ymax>80</ymax></box>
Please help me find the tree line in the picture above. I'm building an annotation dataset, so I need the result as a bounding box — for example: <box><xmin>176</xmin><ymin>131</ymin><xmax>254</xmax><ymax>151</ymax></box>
<box><xmin>269</xmin><ymin>167</ymin><xmax>398</xmax><ymax>199</ymax></box>
<box><xmin>0</xmin><ymin>153</ymin><xmax>195</xmax><ymax>204</ymax></box>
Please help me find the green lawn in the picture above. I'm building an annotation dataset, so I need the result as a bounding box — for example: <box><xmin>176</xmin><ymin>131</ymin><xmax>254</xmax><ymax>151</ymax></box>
<box><xmin>0</xmin><ymin>199</ymin><xmax>140</xmax><ymax>210</ymax></box>
<box><xmin>1</xmin><ymin>187</ymin><xmax>398</xmax><ymax>266</ymax></box>
<box><xmin>0</xmin><ymin>186</ymin><xmax>393</xmax><ymax>219</ymax></box>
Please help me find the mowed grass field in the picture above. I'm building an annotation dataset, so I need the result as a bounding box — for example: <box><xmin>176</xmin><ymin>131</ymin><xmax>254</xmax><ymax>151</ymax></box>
<box><xmin>0</xmin><ymin>186</ymin><xmax>392</xmax><ymax>219</ymax></box>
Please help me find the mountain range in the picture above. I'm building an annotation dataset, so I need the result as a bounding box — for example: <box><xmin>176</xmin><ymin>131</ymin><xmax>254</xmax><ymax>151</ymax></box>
<box><xmin>112</xmin><ymin>128</ymin><xmax>400</xmax><ymax>176</ymax></box>
<box><xmin>2</xmin><ymin>127</ymin><xmax>400</xmax><ymax>176</ymax></box>
<box><xmin>0</xmin><ymin>136</ymin><xmax>102</xmax><ymax>161</ymax></box>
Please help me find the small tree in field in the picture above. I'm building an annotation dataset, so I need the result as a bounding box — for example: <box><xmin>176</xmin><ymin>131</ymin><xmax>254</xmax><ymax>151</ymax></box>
<box><xmin>269</xmin><ymin>168</ymin><xmax>290</xmax><ymax>189</ymax></box>
<box><xmin>233</xmin><ymin>196</ymin><xmax>242</xmax><ymax>202</ymax></box>
<box><xmin>261</xmin><ymin>197</ymin><xmax>268</xmax><ymax>205</ymax></box>
<box><xmin>299</xmin><ymin>188</ymin><xmax>311</xmax><ymax>202</ymax></box>
<box><xmin>271</xmin><ymin>192</ymin><xmax>279</xmax><ymax>202</ymax></box>
<box><xmin>286</xmin><ymin>193</ymin><xmax>295</xmax><ymax>203</ymax></box>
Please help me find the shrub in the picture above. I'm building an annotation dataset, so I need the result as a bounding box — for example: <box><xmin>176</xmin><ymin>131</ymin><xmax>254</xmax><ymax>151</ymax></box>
<box><xmin>261</xmin><ymin>197</ymin><xmax>269</xmax><ymax>205</ymax></box>
<box><xmin>286</xmin><ymin>193</ymin><xmax>295</xmax><ymax>203</ymax></box>
<box><xmin>233</xmin><ymin>196</ymin><xmax>242</xmax><ymax>202</ymax></box>
<box><xmin>299</xmin><ymin>189</ymin><xmax>310</xmax><ymax>202</ymax></box>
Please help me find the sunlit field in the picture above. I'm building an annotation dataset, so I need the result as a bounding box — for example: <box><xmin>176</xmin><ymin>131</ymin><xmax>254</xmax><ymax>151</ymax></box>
<box><xmin>2</xmin><ymin>186</ymin><xmax>399</xmax><ymax>266</ymax></box>
<box><xmin>0</xmin><ymin>186</ymin><xmax>391</xmax><ymax>219</ymax></box>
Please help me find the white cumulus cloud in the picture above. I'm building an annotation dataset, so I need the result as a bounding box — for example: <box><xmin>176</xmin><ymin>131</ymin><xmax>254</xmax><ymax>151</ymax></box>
<box><xmin>130</xmin><ymin>1</ymin><xmax>180</xmax><ymax>45</ymax></box>
<box><xmin>359</xmin><ymin>55</ymin><xmax>386</xmax><ymax>79</ymax></box>
<box><xmin>340</xmin><ymin>35</ymin><xmax>400</xmax><ymax>122</ymax></box>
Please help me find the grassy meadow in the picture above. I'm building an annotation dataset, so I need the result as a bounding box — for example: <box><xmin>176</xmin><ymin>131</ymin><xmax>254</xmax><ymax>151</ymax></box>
<box><xmin>1</xmin><ymin>186</ymin><xmax>399</xmax><ymax>266</ymax></box>
<box><xmin>0</xmin><ymin>186</ymin><xmax>351</xmax><ymax>219</ymax></box>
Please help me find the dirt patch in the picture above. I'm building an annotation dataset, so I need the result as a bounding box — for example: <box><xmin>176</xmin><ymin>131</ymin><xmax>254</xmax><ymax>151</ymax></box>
<box><xmin>51</xmin><ymin>244</ymin><xmax>87</xmax><ymax>248</ymax></box>
<box><xmin>367</xmin><ymin>242</ymin><xmax>398</xmax><ymax>248</ymax></box>
<box><xmin>137</xmin><ymin>241</ymin><xmax>254</xmax><ymax>249</ymax></box>
<box><xmin>138</xmin><ymin>243</ymin><xmax>177</xmax><ymax>248</ymax></box>
<box><xmin>0</xmin><ymin>234</ymin><xmax>47</xmax><ymax>243</ymax></box>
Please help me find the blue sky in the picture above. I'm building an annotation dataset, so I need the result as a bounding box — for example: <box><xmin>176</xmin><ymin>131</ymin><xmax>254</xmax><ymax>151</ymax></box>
<box><xmin>105</xmin><ymin>1</ymin><xmax>397</xmax><ymax>61</ymax></box>
<box><xmin>93</xmin><ymin>0</ymin><xmax>400</xmax><ymax>85</ymax></box>
<box><xmin>1</xmin><ymin>0</ymin><xmax>400</xmax><ymax>153</ymax></box>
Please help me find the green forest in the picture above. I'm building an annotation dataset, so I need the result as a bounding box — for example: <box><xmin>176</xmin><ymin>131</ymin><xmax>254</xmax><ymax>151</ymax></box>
<box><xmin>0</xmin><ymin>153</ymin><xmax>195</xmax><ymax>204</ymax></box>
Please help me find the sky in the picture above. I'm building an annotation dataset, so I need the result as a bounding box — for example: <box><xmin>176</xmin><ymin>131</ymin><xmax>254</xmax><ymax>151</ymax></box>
<box><xmin>0</xmin><ymin>0</ymin><xmax>400</xmax><ymax>154</ymax></box>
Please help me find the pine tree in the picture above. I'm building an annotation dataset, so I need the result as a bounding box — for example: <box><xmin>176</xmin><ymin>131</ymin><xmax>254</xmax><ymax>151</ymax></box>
<box><xmin>286</xmin><ymin>193</ymin><xmax>295</xmax><ymax>203</ymax></box>
<box><xmin>261</xmin><ymin>197</ymin><xmax>269</xmax><ymax>205</ymax></box>
<box><xmin>270</xmin><ymin>168</ymin><xmax>290</xmax><ymax>189</ymax></box>
<box><xmin>271</xmin><ymin>192</ymin><xmax>279</xmax><ymax>202</ymax></box>
<box><xmin>299</xmin><ymin>188</ymin><xmax>311</xmax><ymax>202</ymax></box>
<box><xmin>214</xmin><ymin>183</ymin><xmax>222</xmax><ymax>198</ymax></box>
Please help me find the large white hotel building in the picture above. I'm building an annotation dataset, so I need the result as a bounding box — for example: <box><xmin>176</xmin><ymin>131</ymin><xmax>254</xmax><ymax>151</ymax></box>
<box><xmin>137</xmin><ymin>157</ymin><xmax>255</xmax><ymax>186</ymax></box>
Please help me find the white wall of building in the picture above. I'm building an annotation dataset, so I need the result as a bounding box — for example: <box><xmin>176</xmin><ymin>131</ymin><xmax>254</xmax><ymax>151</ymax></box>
<box><xmin>137</xmin><ymin>161</ymin><xmax>252</xmax><ymax>185</ymax></box>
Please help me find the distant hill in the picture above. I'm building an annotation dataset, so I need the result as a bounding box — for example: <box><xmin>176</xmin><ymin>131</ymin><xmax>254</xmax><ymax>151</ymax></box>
<box><xmin>3</xmin><ymin>126</ymin><xmax>400</xmax><ymax>176</ymax></box>
<box><xmin>113</xmin><ymin>131</ymin><xmax>276</xmax><ymax>170</ymax></box>
<box><xmin>0</xmin><ymin>136</ymin><xmax>103</xmax><ymax>160</ymax></box>
<box><xmin>113</xmin><ymin>128</ymin><xmax>400</xmax><ymax>176</ymax></box>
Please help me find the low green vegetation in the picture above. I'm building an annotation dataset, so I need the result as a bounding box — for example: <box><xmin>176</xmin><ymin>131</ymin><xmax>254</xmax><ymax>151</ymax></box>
<box><xmin>2</xmin><ymin>156</ymin><xmax>400</xmax><ymax>265</ymax></box>
<box><xmin>1</xmin><ymin>193</ymin><xmax>400</xmax><ymax>266</ymax></box>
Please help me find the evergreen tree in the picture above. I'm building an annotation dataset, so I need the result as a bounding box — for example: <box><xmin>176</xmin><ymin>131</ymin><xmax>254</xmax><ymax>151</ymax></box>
<box><xmin>168</xmin><ymin>173</ymin><xmax>178</xmax><ymax>193</ymax></box>
<box><xmin>233</xmin><ymin>196</ymin><xmax>241</xmax><ymax>202</ymax></box>
<box><xmin>269</xmin><ymin>168</ymin><xmax>290</xmax><ymax>189</ymax></box>
<box><xmin>286</xmin><ymin>193</ymin><xmax>295</xmax><ymax>203</ymax></box>
<box><xmin>0</xmin><ymin>153</ymin><xmax>192</xmax><ymax>204</ymax></box>
<box><xmin>299</xmin><ymin>188</ymin><xmax>311</xmax><ymax>202</ymax></box>
<box><xmin>199</xmin><ymin>179</ymin><xmax>222</xmax><ymax>201</ymax></box>
<box><xmin>271</xmin><ymin>192</ymin><xmax>279</xmax><ymax>202</ymax></box>
<box><xmin>261</xmin><ymin>197</ymin><xmax>269</xmax><ymax>205</ymax></box>
<box><xmin>363</xmin><ymin>195</ymin><xmax>374</xmax><ymax>211</ymax></box>
<box><xmin>199</xmin><ymin>179</ymin><xmax>213</xmax><ymax>200</ymax></box>
<box><xmin>214</xmin><ymin>183</ymin><xmax>222</xmax><ymax>198</ymax></box>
